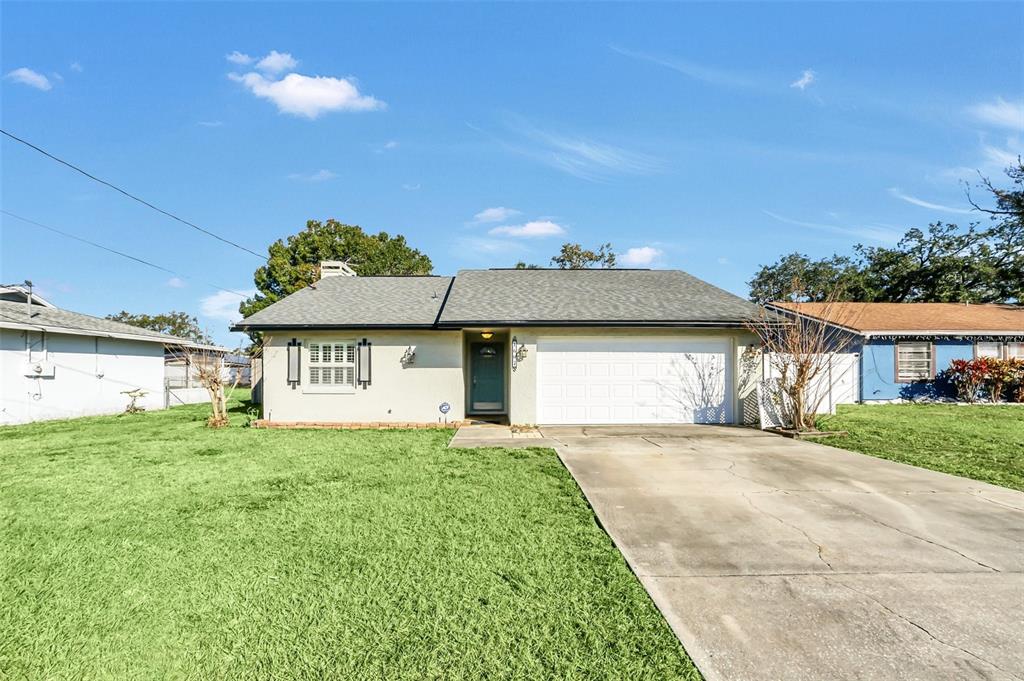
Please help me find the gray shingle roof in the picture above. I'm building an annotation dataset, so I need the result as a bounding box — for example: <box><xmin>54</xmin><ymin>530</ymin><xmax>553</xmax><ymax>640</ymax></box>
<box><xmin>437</xmin><ymin>269</ymin><xmax>763</xmax><ymax>325</ymax></box>
<box><xmin>234</xmin><ymin>276</ymin><xmax>454</xmax><ymax>328</ymax></box>
<box><xmin>234</xmin><ymin>269</ymin><xmax>765</xmax><ymax>329</ymax></box>
<box><xmin>0</xmin><ymin>300</ymin><xmax>194</xmax><ymax>344</ymax></box>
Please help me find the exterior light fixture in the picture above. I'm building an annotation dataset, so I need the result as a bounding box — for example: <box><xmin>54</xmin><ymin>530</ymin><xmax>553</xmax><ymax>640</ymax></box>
<box><xmin>480</xmin><ymin>331</ymin><xmax>494</xmax><ymax>340</ymax></box>
<box><xmin>286</xmin><ymin>338</ymin><xmax>301</xmax><ymax>388</ymax></box>
<box><xmin>512</xmin><ymin>336</ymin><xmax>528</xmax><ymax>371</ymax></box>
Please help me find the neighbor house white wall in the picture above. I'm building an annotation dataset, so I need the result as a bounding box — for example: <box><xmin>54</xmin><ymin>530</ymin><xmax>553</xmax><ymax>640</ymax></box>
<box><xmin>261</xmin><ymin>330</ymin><xmax>465</xmax><ymax>423</ymax></box>
<box><xmin>506</xmin><ymin>327</ymin><xmax>761</xmax><ymax>425</ymax></box>
<box><xmin>0</xmin><ymin>329</ymin><xmax>166</xmax><ymax>425</ymax></box>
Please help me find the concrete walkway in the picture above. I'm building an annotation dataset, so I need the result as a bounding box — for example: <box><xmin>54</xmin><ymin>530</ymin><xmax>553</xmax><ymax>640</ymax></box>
<box><xmin>452</xmin><ymin>424</ymin><xmax>1024</xmax><ymax>681</ymax></box>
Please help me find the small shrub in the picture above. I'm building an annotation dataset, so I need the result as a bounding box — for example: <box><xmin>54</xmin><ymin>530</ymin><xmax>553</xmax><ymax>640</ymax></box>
<box><xmin>947</xmin><ymin>358</ymin><xmax>989</xmax><ymax>403</ymax></box>
<box><xmin>987</xmin><ymin>358</ymin><xmax>1015</xmax><ymax>403</ymax></box>
<box><xmin>1006</xmin><ymin>358</ymin><xmax>1024</xmax><ymax>403</ymax></box>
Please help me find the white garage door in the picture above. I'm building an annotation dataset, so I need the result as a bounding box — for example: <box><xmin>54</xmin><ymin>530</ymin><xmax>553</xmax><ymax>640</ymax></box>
<box><xmin>537</xmin><ymin>337</ymin><xmax>733</xmax><ymax>424</ymax></box>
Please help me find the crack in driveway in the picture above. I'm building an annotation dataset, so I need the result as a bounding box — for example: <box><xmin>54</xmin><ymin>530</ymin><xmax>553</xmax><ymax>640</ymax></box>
<box><xmin>828</xmin><ymin>577</ymin><xmax>1024</xmax><ymax>680</ymax></box>
<box><xmin>741</xmin><ymin>492</ymin><xmax>835</xmax><ymax>571</ymax></box>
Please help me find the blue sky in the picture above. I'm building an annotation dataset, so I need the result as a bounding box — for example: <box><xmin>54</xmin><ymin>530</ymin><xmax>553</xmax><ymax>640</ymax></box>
<box><xmin>2</xmin><ymin>2</ymin><xmax>1022</xmax><ymax>345</ymax></box>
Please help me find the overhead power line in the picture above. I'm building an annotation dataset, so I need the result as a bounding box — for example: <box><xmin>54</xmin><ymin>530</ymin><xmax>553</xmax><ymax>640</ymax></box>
<box><xmin>1</xmin><ymin>210</ymin><xmax>250</xmax><ymax>300</ymax></box>
<box><xmin>0</xmin><ymin>129</ymin><xmax>265</xmax><ymax>260</ymax></box>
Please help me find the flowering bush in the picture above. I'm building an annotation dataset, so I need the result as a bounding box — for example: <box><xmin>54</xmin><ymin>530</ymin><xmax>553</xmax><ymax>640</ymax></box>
<box><xmin>947</xmin><ymin>358</ymin><xmax>989</xmax><ymax>403</ymax></box>
<box><xmin>1006</xmin><ymin>358</ymin><xmax>1024</xmax><ymax>403</ymax></box>
<box><xmin>947</xmin><ymin>357</ymin><xmax>1024</xmax><ymax>403</ymax></box>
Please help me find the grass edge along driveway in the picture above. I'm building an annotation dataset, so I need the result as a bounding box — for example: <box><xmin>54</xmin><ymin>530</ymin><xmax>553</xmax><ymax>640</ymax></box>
<box><xmin>818</xmin><ymin>403</ymin><xmax>1024</xmax><ymax>491</ymax></box>
<box><xmin>0</xmin><ymin>396</ymin><xmax>699</xmax><ymax>680</ymax></box>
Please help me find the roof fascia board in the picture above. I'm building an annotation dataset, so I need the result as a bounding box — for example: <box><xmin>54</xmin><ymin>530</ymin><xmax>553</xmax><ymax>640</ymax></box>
<box><xmin>0</xmin><ymin>320</ymin><xmax>178</xmax><ymax>344</ymax></box>
<box><xmin>230</xmin><ymin>323</ymin><xmax>441</xmax><ymax>332</ymax></box>
<box><xmin>863</xmin><ymin>330</ymin><xmax>1024</xmax><ymax>338</ymax></box>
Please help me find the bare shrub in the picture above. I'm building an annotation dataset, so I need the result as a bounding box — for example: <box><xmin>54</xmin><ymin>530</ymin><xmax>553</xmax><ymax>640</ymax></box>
<box><xmin>179</xmin><ymin>348</ymin><xmax>241</xmax><ymax>428</ymax></box>
<box><xmin>749</xmin><ymin>290</ymin><xmax>859</xmax><ymax>431</ymax></box>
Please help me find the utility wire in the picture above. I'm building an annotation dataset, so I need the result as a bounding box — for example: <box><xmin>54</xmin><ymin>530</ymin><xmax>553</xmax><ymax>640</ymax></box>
<box><xmin>1</xmin><ymin>129</ymin><xmax>266</xmax><ymax>260</ymax></box>
<box><xmin>1</xmin><ymin>210</ymin><xmax>250</xmax><ymax>299</ymax></box>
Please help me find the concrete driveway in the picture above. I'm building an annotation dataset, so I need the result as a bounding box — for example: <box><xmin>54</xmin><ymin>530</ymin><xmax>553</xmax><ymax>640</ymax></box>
<box><xmin>541</xmin><ymin>425</ymin><xmax>1024</xmax><ymax>681</ymax></box>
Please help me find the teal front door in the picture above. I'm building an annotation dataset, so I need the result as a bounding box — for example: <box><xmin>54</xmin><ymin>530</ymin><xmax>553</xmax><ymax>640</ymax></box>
<box><xmin>470</xmin><ymin>342</ymin><xmax>505</xmax><ymax>412</ymax></box>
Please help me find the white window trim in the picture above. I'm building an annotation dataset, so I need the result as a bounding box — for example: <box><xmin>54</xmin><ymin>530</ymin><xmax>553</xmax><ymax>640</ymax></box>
<box><xmin>974</xmin><ymin>341</ymin><xmax>1004</xmax><ymax>360</ymax></box>
<box><xmin>302</xmin><ymin>339</ymin><xmax>357</xmax><ymax>394</ymax></box>
<box><xmin>895</xmin><ymin>341</ymin><xmax>933</xmax><ymax>382</ymax></box>
<box><xmin>1007</xmin><ymin>342</ymin><xmax>1024</xmax><ymax>360</ymax></box>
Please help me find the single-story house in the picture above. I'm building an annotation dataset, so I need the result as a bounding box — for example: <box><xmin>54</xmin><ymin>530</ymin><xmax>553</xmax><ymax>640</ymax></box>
<box><xmin>232</xmin><ymin>266</ymin><xmax>767</xmax><ymax>426</ymax></box>
<box><xmin>0</xmin><ymin>286</ymin><xmax>220</xmax><ymax>424</ymax></box>
<box><xmin>768</xmin><ymin>302</ymin><xmax>1024</xmax><ymax>402</ymax></box>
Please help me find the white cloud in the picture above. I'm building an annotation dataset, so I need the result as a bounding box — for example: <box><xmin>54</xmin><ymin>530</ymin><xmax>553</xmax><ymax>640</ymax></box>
<box><xmin>716</xmin><ymin>257</ymin><xmax>731</xmax><ymax>265</ymax></box>
<box><xmin>200</xmin><ymin>289</ymin><xmax>255</xmax><ymax>323</ymax></box>
<box><xmin>230</xmin><ymin>71</ymin><xmax>384</xmax><ymax>119</ymax></box>
<box><xmin>69</xmin><ymin>62</ymin><xmax>83</xmax><ymax>73</ymax></box>
<box><xmin>790</xmin><ymin>69</ymin><xmax>816</xmax><ymax>91</ymax></box>
<box><xmin>256</xmin><ymin>50</ymin><xmax>298</xmax><ymax>74</ymax></box>
<box><xmin>384</xmin><ymin>140</ymin><xmax>398</xmax><ymax>149</ymax></box>
<box><xmin>968</xmin><ymin>97</ymin><xmax>1024</xmax><ymax>131</ymax></box>
<box><xmin>453</xmin><ymin>237</ymin><xmax>530</xmax><ymax>263</ymax></box>
<box><xmin>489</xmin><ymin>220</ymin><xmax>566</xmax><ymax>238</ymax></box>
<box><xmin>619</xmin><ymin>246</ymin><xmax>662</xmax><ymax>267</ymax></box>
<box><xmin>611</xmin><ymin>46</ymin><xmax>755</xmax><ymax>89</ymax></box>
<box><xmin>166</xmin><ymin>277</ymin><xmax>186</xmax><ymax>288</ymax></box>
<box><xmin>401</xmin><ymin>183</ymin><xmax>421</xmax><ymax>191</ymax></box>
<box><xmin>288</xmin><ymin>169</ymin><xmax>337</xmax><ymax>182</ymax></box>
<box><xmin>198</xmin><ymin>120</ymin><xmax>224</xmax><ymax>127</ymax></box>
<box><xmin>982</xmin><ymin>142</ymin><xmax>1020</xmax><ymax>168</ymax></box>
<box><xmin>473</xmin><ymin>207</ymin><xmax>520</xmax><ymax>223</ymax></box>
<box><xmin>482</xmin><ymin>116</ymin><xmax>663</xmax><ymax>182</ymax></box>
<box><xmin>226</xmin><ymin>51</ymin><xmax>253</xmax><ymax>65</ymax></box>
<box><xmin>4</xmin><ymin>67</ymin><xmax>52</xmax><ymax>91</ymax></box>
<box><xmin>763</xmin><ymin>210</ymin><xmax>901</xmax><ymax>244</ymax></box>
<box><xmin>887</xmin><ymin>187</ymin><xmax>973</xmax><ymax>214</ymax></box>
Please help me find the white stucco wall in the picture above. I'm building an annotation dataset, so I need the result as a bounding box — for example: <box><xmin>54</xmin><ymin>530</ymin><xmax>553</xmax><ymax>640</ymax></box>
<box><xmin>506</xmin><ymin>327</ymin><xmax>761</xmax><ymax>425</ymax></box>
<box><xmin>0</xmin><ymin>328</ymin><xmax>166</xmax><ymax>425</ymax></box>
<box><xmin>261</xmin><ymin>330</ymin><xmax>465</xmax><ymax>424</ymax></box>
<box><xmin>259</xmin><ymin>327</ymin><xmax>761</xmax><ymax>425</ymax></box>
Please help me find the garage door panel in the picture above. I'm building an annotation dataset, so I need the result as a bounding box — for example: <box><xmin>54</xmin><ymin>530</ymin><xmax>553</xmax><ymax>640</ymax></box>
<box><xmin>613</xmin><ymin>384</ymin><xmax>633</xmax><ymax>398</ymax></box>
<box><xmin>565</xmin><ymin>362</ymin><xmax>586</xmax><ymax>377</ymax></box>
<box><xmin>537</xmin><ymin>337</ymin><xmax>733</xmax><ymax>425</ymax></box>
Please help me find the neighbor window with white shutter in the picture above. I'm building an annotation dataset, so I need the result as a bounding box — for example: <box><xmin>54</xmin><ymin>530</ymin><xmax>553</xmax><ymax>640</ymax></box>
<box><xmin>896</xmin><ymin>341</ymin><xmax>933</xmax><ymax>382</ymax></box>
<box><xmin>975</xmin><ymin>341</ymin><xmax>1003</xmax><ymax>359</ymax></box>
<box><xmin>304</xmin><ymin>340</ymin><xmax>356</xmax><ymax>393</ymax></box>
<box><xmin>1007</xmin><ymin>342</ymin><xmax>1024</xmax><ymax>360</ymax></box>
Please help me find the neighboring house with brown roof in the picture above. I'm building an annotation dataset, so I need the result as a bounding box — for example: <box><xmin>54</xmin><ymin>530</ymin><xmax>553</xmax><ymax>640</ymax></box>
<box><xmin>768</xmin><ymin>302</ymin><xmax>1024</xmax><ymax>401</ymax></box>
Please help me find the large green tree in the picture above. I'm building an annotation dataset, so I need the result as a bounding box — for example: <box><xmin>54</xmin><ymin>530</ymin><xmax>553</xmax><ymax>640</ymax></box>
<box><xmin>239</xmin><ymin>219</ymin><xmax>433</xmax><ymax>320</ymax></box>
<box><xmin>106</xmin><ymin>311</ymin><xmax>213</xmax><ymax>344</ymax></box>
<box><xmin>749</xmin><ymin>161</ymin><xmax>1023</xmax><ymax>303</ymax></box>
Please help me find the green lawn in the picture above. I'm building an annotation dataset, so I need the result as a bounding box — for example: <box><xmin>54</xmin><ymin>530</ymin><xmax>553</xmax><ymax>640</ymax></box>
<box><xmin>0</xmin><ymin>393</ymin><xmax>697</xmax><ymax>680</ymax></box>
<box><xmin>818</xmin><ymin>404</ymin><xmax>1024</xmax><ymax>491</ymax></box>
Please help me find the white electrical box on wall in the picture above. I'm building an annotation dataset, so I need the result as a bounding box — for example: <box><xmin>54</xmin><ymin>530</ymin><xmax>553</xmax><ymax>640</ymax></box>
<box><xmin>24</xmin><ymin>361</ymin><xmax>55</xmax><ymax>377</ymax></box>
